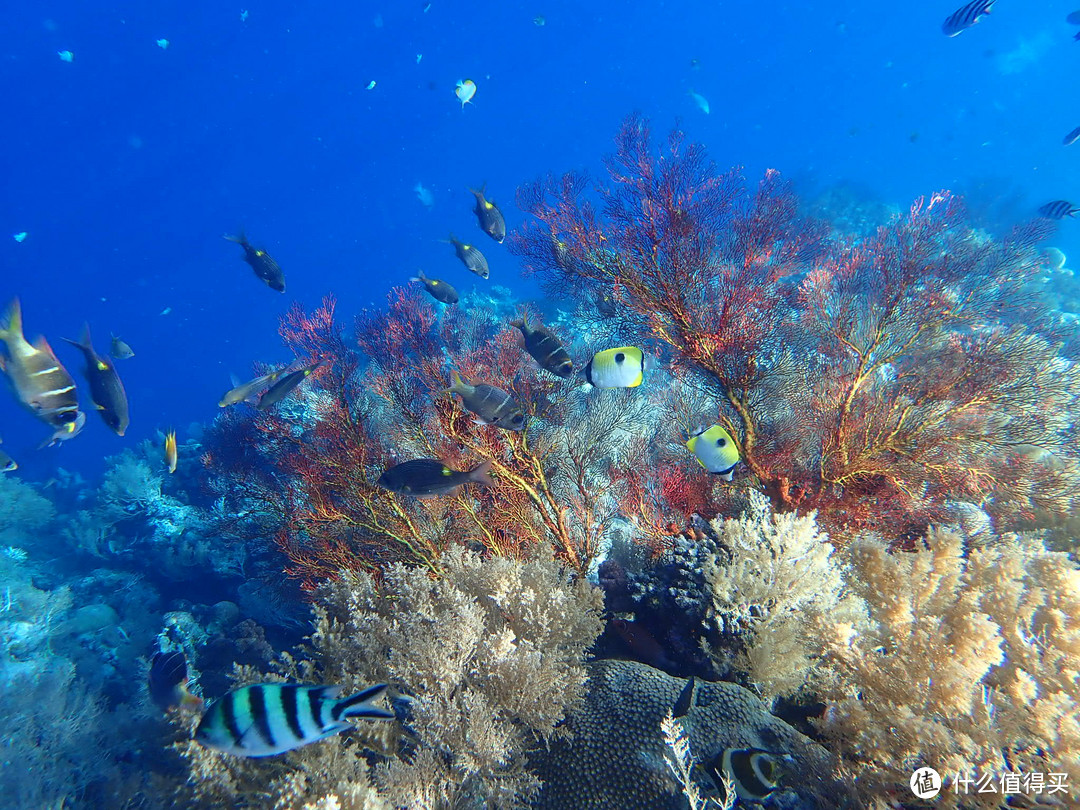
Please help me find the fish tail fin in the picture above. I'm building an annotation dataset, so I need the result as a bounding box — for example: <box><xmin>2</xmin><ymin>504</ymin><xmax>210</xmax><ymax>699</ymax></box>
<box><xmin>61</xmin><ymin>322</ymin><xmax>93</xmax><ymax>351</ymax></box>
<box><xmin>413</xmin><ymin>270</ymin><xmax>427</xmax><ymax>283</ymax></box>
<box><xmin>223</xmin><ymin>229</ymin><xmax>247</xmax><ymax>245</ymax></box>
<box><xmin>336</xmin><ymin>683</ymin><xmax>395</xmax><ymax>721</ymax></box>
<box><xmin>447</xmin><ymin>369</ymin><xmax>466</xmax><ymax>395</ymax></box>
<box><xmin>468</xmin><ymin>460</ymin><xmax>494</xmax><ymax>487</ymax></box>
<box><xmin>179</xmin><ymin>688</ymin><xmax>206</xmax><ymax>713</ymax></box>
<box><xmin>0</xmin><ymin>298</ymin><xmax>23</xmax><ymax>344</ymax></box>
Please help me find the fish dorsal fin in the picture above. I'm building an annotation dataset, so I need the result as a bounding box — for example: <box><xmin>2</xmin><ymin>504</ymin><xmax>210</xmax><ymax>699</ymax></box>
<box><xmin>31</xmin><ymin>335</ymin><xmax>58</xmax><ymax>357</ymax></box>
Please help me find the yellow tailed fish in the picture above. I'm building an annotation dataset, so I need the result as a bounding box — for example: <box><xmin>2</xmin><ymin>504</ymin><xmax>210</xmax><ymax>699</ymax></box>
<box><xmin>164</xmin><ymin>430</ymin><xmax>178</xmax><ymax>473</ymax></box>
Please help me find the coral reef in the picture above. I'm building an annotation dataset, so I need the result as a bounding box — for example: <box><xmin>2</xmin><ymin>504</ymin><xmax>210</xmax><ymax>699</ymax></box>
<box><xmin>175</xmin><ymin>545</ymin><xmax>604</xmax><ymax>809</ymax></box>
<box><xmin>529</xmin><ymin>659</ymin><xmax>855</xmax><ymax>810</ymax></box>
<box><xmin>513</xmin><ymin>114</ymin><xmax>1080</xmax><ymax>541</ymax></box>
<box><xmin>203</xmin><ymin>293</ymin><xmax>697</xmax><ymax>588</ymax></box>
<box><xmin>701</xmin><ymin>491</ymin><xmax>862</xmax><ymax>703</ymax></box>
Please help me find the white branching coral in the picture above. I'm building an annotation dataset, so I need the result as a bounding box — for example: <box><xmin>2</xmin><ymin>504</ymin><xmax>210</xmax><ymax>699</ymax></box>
<box><xmin>812</xmin><ymin>527</ymin><xmax>1080</xmax><ymax>809</ymax></box>
<box><xmin>702</xmin><ymin>491</ymin><xmax>860</xmax><ymax>702</ymax></box>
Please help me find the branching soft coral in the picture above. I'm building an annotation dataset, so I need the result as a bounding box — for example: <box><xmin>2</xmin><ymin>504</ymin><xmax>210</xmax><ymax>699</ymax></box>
<box><xmin>701</xmin><ymin>491</ymin><xmax>861</xmax><ymax>703</ymax></box>
<box><xmin>812</xmin><ymin>527</ymin><xmax>1080</xmax><ymax>809</ymax></box>
<box><xmin>175</xmin><ymin>546</ymin><xmax>604</xmax><ymax>810</ymax></box>
<box><xmin>0</xmin><ymin>475</ymin><xmax>56</xmax><ymax>543</ymax></box>
<box><xmin>313</xmin><ymin>545</ymin><xmax>605</xmax><ymax>809</ymax></box>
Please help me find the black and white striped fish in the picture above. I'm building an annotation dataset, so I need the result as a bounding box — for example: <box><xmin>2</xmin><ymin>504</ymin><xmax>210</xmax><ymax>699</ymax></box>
<box><xmin>195</xmin><ymin>682</ymin><xmax>395</xmax><ymax>757</ymax></box>
<box><xmin>942</xmin><ymin>0</ymin><xmax>994</xmax><ymax>37</ymax></box>
<box><xmin>0</xmin><ymin>298</ymin><xmax>84</xmax><ymax>436</ymax></box>
<box><xmin>1037</xmin><ymin>200</ymin><xmax>1080</xmax><ymax>220</ymax></box>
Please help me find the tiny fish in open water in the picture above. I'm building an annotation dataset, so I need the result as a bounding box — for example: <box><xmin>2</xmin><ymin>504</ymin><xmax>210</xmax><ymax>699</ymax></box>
<box><xmin>689</xmin><ymin>89</ymin><xmax>710</xmax><ymax>115</ymax></box>
<box><xmin>511</xmin><ymin>314</ymin><xmax>573</xmax><ymax>378</ymax></box>
<box><xmin>109</xmin><ymin>334</ymin><xmax>135</xmax><ymax>360</ymax></box>
<box><xmin>448</xmin><ymin>234</ymin><xmax>490</xmax><ymax>279</ymax></box>
<box><xmin>164</xmin><ymin>430</ymin><xmax>178</xmax><ymax>473</ymax></box>
<box><xmin>942</xmin><ymin>0</ymin><xmax>994</xmax><ymax>37</ymax></box>
<box><xmin>224</xmin><ymin>231</ymin><xmax>286</xmax><ymax>292</ymax></box>
<box><xmin>686</xmin><ymin>424</ymin><xmax>739</xmax><ymax>481</ymax></box>
<box><xmin>470</xmin><ymin>185</ymin><xmax>506</xmax><ymax>243</ymax></box>
<box><xmin>1038</xmin><ymin>201</ymin><xmax>1080</xmax><ymax>220</ymax></box>
<box><xmin>582</xmin><ymin>346</ymin><xmax>647</xmax><ymax>388</ymax></box>
<box><xmin>377</xmin><ymin>458</ymin><xmax>494</xmax><ymax>497</ymax></box>
<box><xmin>455</xmin><ymin>79</ymin><xmax>476</xmax><ymax>109</ymax></box>
<box><xmin>414</xmin><ymin>181</ymin><xmax>434</xmax><ymax>209</ymax></box>
<box><xmin>195</xmin><ymin>682</ymin><xmax>394</xmax><ymax>758</ymax></box>
<box><xmin>1063</xmin><ymin>126</ymin><xmax>1080</xmax><ymax>147</ymax></box>
<box><xmin>62</xmin><ymin>324</ymin><xmax>130</xmax><ymax>437</ymax></box>
<box><xmin>447</xmin><ymin>370</ymin><xmax>526</xmax><ymax>429</ymax></box>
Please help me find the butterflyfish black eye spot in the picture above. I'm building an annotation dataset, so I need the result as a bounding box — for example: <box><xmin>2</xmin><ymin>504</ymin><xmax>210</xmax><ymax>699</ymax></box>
<box><xmin>716</xmin><ymin>438</ymin><xmax>726</xmax><ymax>447</ymax></box>
<box><xmin>615</xmin><ymin>352</ymin><xmax>625</xmax><ymax>363</ymax></box>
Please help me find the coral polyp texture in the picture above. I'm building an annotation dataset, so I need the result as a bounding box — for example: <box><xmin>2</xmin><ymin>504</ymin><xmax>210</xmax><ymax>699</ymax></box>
<box><xmin>529</xmin><ymin>659</ymin><xmax>855</xmax><ymax>810</ymax></box>
<box><xmin>511</xmin><ymin>114</ymin><xmax>1080</xmax><ymax>541</ymax></box>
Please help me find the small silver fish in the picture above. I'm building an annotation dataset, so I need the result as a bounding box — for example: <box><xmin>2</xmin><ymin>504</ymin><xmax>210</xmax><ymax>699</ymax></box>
<box><xmin>109</xmin><ymin>334</ymin><xmax>135</xmax><ymax>360</ymax></box>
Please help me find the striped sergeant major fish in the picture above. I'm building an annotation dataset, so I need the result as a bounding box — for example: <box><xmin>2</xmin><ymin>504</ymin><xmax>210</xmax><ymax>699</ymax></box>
<box><xmin>941</xmin><ymin>0</ymin><xmax>994</xmax><ymax>37</ymax></box>
<box><xmin>0</xmin><ymin>298</ymin><xmax>84</xmax><ymax>436</ymax></box>
<box><xmin>1037</xmin><ymin>200</ymin><xmax>1080</xmax><ymax>220</ymax></box>
<box><xmin>195</xmin><ymin>682</ymin><xmax>395</xmax><ymax>758</ymax></box>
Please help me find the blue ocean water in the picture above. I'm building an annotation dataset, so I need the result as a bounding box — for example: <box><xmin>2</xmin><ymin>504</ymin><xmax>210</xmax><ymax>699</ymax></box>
<box><xmin>2</xmin><ymin>0</ymin><xmax>1078</xmax><ymax>481</ymax></box>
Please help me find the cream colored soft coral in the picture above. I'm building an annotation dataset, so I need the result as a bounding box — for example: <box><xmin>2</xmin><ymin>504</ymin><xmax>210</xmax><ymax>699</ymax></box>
<box><xmin>176</xmin><ymin>544</ymin><xmax>604</xmax><ymax>810</ymax></box>
<box><xmin>813</xmin><ymin>527</ymin><xmax>1080</xmax><ymax>809</ymax></box>
<box><xmin>702</xmin><ymin>490</ymin><xmax>862</xmax><ymax>702</ymax></box>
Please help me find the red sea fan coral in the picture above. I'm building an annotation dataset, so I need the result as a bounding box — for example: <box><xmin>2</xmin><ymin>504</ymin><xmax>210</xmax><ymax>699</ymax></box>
<box><xmin>512</xmin><ymin>115</ymin><xmax>1080</xmax><ymax>541</ymax></box>
<box><xmin>204</xmin><ymin>290</ymin><xmax>686</xmax><ymax>586</ymax></box>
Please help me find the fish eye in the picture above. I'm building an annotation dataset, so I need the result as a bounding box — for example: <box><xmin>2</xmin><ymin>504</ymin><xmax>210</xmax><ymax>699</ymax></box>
<box><xmin>716</xmin><ymin>438</ymin><xmax>726</xmax><ymax>447</ymax></box>
<box><xmin>615</xmin><ymin>352</ymin><xmax>625</xmax><ymax>363</ymax></box>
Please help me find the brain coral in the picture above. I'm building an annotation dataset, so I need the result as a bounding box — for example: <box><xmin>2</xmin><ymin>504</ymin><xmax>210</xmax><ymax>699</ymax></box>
<box><xmin>530</xmin><ymin>659</ymin><xmax>855</xmax><ymax>810</ymax></box>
